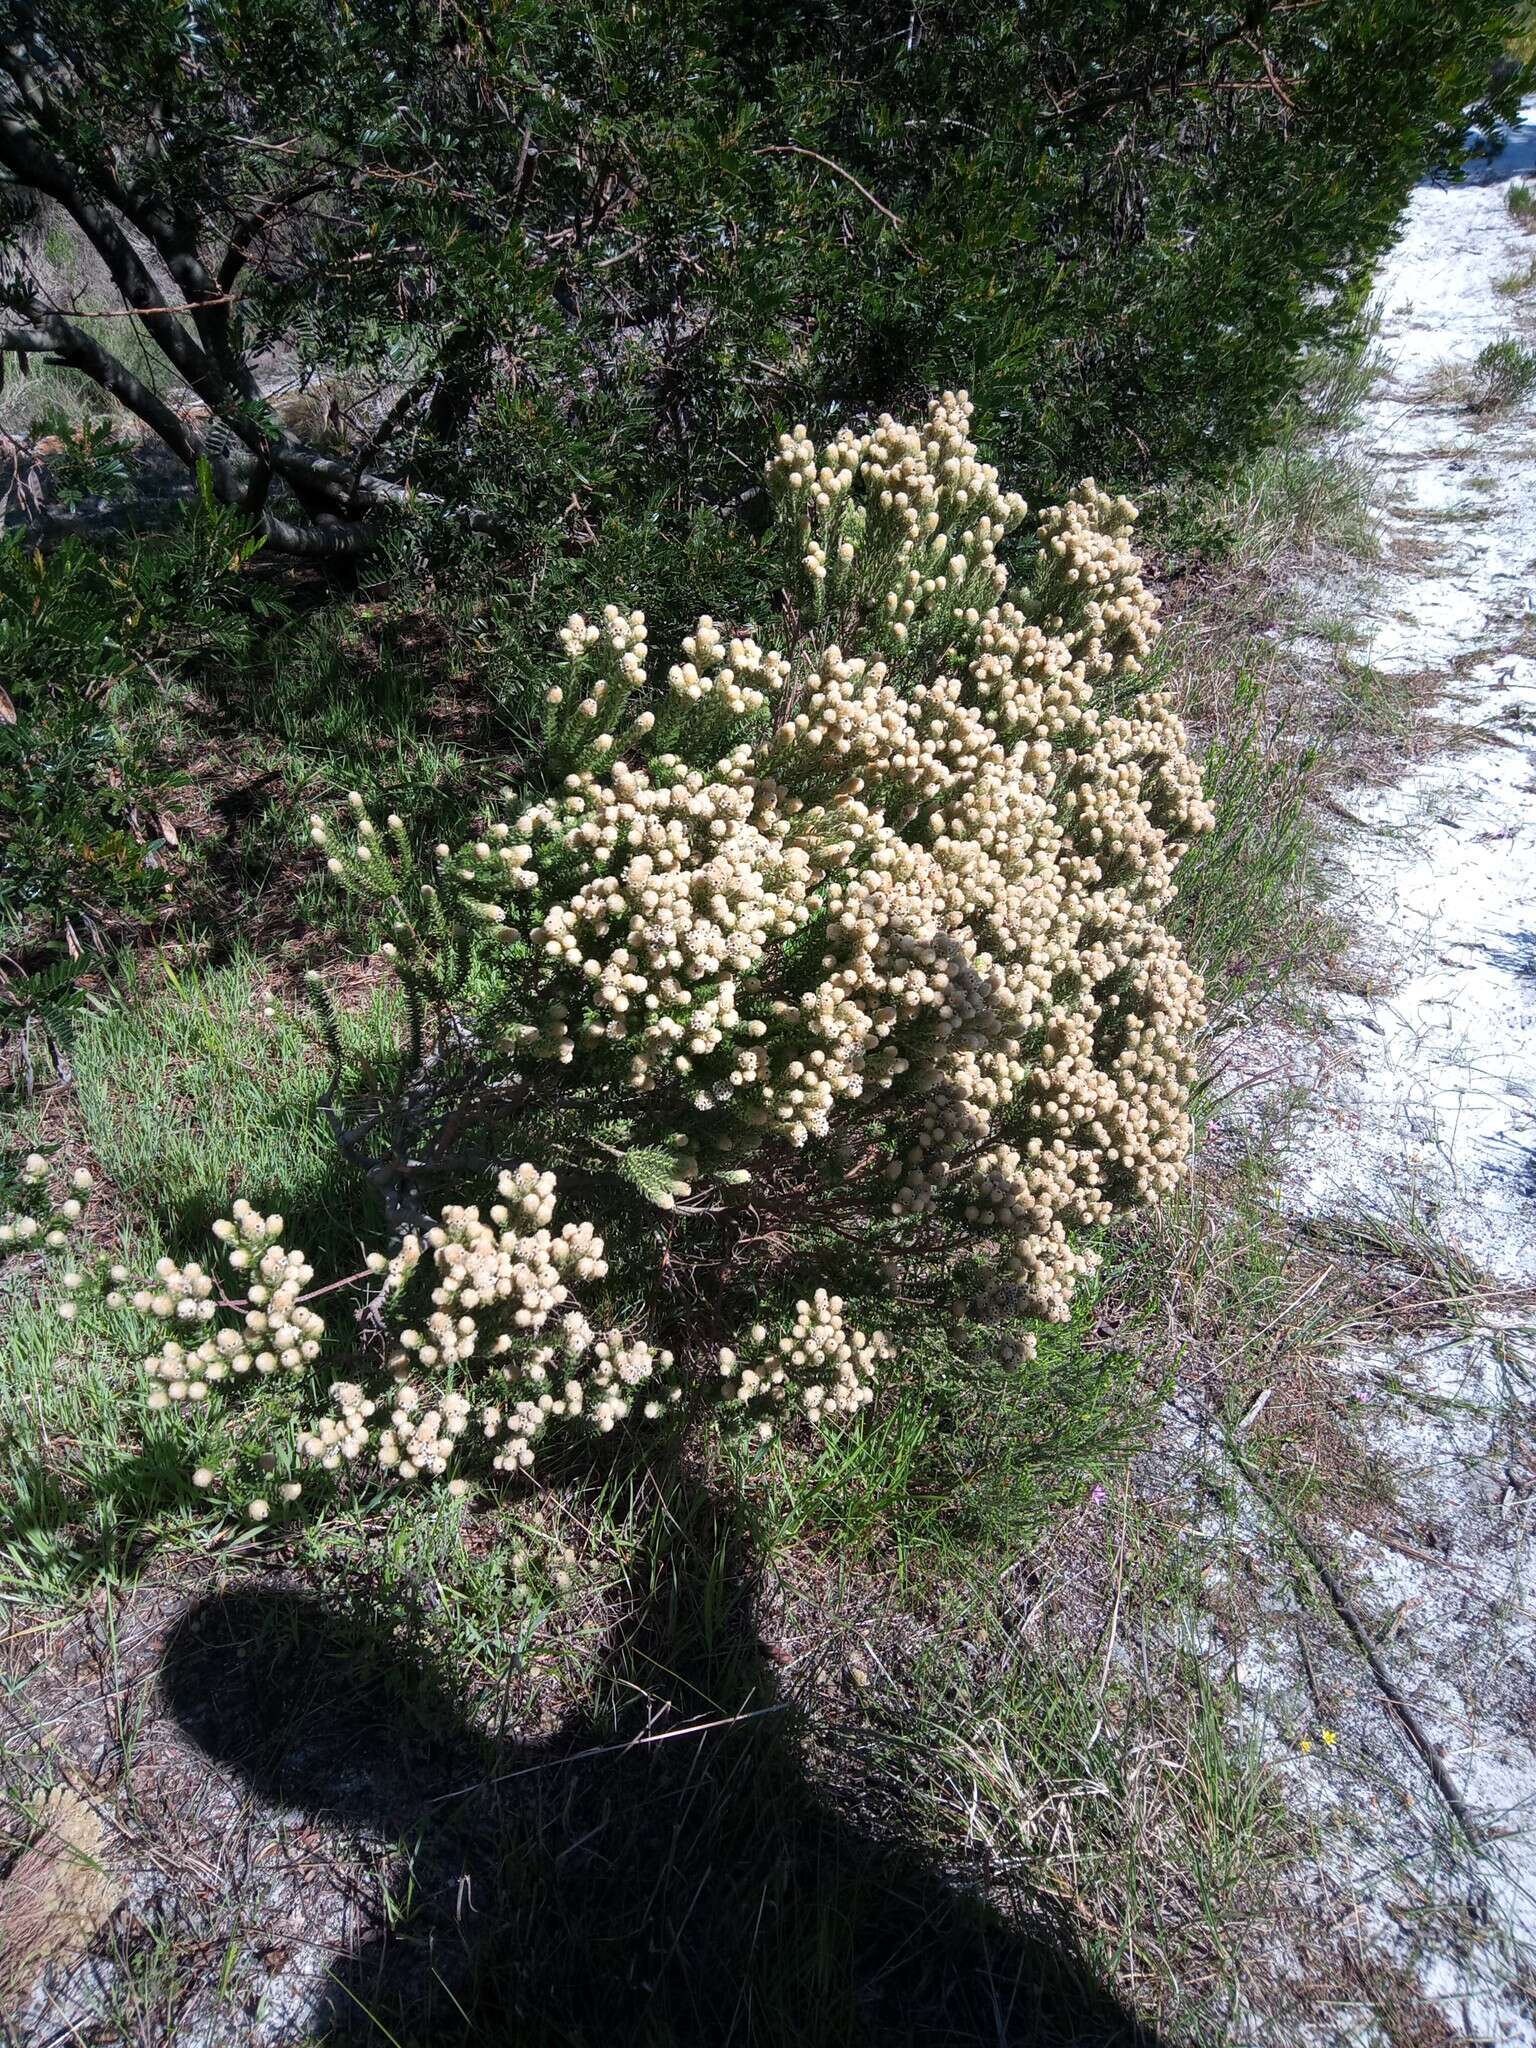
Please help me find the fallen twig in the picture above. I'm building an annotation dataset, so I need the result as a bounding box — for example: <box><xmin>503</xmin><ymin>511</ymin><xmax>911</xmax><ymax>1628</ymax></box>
<box><xmin>1236</xmin><ymin>1387</ymin><xmax>1273</xmax><ymax>1433</ymax></box>
<box><xmin>1232</xmin><ymin>1443</ymin><xmax>1483</xmax><ymax>1845</ymax></box>
<box><xmin>1302</xmin><ymin>1538</ymin><xmax>1478</xmax><ymax>1840</ymax></box>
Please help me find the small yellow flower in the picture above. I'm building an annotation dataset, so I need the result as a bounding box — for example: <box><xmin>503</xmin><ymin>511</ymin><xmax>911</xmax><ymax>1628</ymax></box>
<box><xmin>1298</xmin><ymin>1736</ymin><xmax>1314</xmax><ymax>1755</ymax></box>
<box><xmin>1320</xmin><ymin>1729</ymin><xmax>1338</xmax><ymax>1748</ymax></box>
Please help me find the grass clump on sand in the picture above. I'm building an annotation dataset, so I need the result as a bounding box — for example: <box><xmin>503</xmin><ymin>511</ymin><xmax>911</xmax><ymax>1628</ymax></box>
<box><xmin>1422</xmin><ymin>336</ymin><xmax>1536</xmax><ymax>414</ymax></box>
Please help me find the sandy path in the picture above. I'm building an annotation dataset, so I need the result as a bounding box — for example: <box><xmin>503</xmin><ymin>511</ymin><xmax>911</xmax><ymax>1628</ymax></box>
<box><xmin>1284</xmin><ymin>131</ymin><xmax>1536</xmax><ymax>1283</ymax></box>
<box><xmin>1231</xmin><ymin>108</ymin><xmax>1536</xmax><ymax>2045</ymax></box>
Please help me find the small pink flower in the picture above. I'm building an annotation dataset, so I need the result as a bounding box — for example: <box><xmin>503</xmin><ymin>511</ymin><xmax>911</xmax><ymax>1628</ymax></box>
<box><xmin>1089</xmin><ymin>1483</ymin><xmax>1107</xmax><ymax>1507</ymax></box>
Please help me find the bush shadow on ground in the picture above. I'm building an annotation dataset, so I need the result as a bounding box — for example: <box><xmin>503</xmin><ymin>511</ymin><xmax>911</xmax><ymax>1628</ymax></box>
<box><xmin>160</xmin><ymin>1475</ymin><xmax>1166</xmax><ymax>2048</ymax></box>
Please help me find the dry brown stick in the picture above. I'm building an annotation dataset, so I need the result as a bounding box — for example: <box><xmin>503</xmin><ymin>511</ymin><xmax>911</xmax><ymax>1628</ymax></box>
<box><xmin>40</xmin><ymin>292</ymin><xmax>236</xmax><ymax>319</ymax></box>
<box><xmin>1232</xmin><ymin>1444</ymin><xmax>1483</xmax><ymax>1845</ymax></box>
<box><xmin>1294</xmin><ymin>1622</ymin><xmax>1328</xmax><ymax>1723</ymax></box>
<box><xmin>1300</xmin><ymin>1536</ymin><xmax>1482</xmax><ymax>1847</ymax></box>
<box><xmin>752</xmin><ymin>145</ymin><xmax>918</xmax><ymax>259</ymax></box>
<box><xmin>753</xmin><ymin>145</ymin><xmax>903</xmax><ymax>228</ymax></box>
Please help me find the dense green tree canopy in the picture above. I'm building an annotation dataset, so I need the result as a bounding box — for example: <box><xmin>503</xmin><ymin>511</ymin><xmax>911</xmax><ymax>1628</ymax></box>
<box><xmin>0</xmin><ymin>0</ymin><xmax>1526</xmax><ymax>562</ymax></box>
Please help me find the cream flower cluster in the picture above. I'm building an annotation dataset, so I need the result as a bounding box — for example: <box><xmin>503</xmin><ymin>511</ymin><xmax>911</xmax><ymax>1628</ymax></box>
<box><xmin>107</xmin><ymin>1201</ymin><xmax>328</xmax><ymax>1410</ymax></box>
<box><xmin>314</xmin><ymin>392</ymin><xmax>1210</xmax><ymax>1325</ymax></box>
<box><xmin>72</xmin><ymin>399</ymin><xmax>1213</xmax><ymax>1523</ymax></box>
<box><xmin>122</xmin><ymin>390</ymin><xmax>1210</xmax><ymax>1519</ymax></box>
<box><xmin>717</xmin><ymin>1291</ymin><xmax>887</xmax><ymax>1438</ymax></box>
<box><xmin>667</xmin><ymin>616</ymin><xmax>787</xmax><ymax>720</ymax></box>
<box><xmin>293</xmin><ymin>1165</ymin><xmax>685</xmax><ymax>1489</ymax></box>
<box><xmin>2</xmin><ymin>1157</ymin><xmax>95</xmax><ymax>1325</ymax></box>
<box><xmin>0</xmin><ymin>1154</ymin><xmax>94</xmax><ymax>1266</ymax></box>
<box><xmin>97</xmin><ymin>1152</ymin><xmax>893</xmax><ymax>1505</ymax></box>
<box><xmin>546</xmin><ymin>605</ymin><xmax>650</xmax><ymax>760</ymax></box>
<box><xmin>95</xmin><ymin>1166</ymin><xmax>674</xmax><ymax>1495</ymax></box>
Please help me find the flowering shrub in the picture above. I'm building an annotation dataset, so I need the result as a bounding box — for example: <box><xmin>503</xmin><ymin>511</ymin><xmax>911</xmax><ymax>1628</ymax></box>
<box><xmin>0</xmin><ymin>1152</ymin><xmax>94</xmax><ymax>1269</ymax></box>
<box><xmin>55</xmin><ymin>396</ymin><xmax>1211</xmax><ymax>1518</ymax></box>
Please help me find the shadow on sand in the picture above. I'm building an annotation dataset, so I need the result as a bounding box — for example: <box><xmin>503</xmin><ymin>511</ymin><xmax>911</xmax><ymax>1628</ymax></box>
<box><xmin>161</xmin><ymin>1477</ymin><xmax>1167</xmax><ymax>2048</ymax></box>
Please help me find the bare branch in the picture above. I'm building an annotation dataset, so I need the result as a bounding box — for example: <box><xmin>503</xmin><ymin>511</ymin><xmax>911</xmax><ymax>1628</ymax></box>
<box><xmin>0</xmin><ymin>36</ymin><xmax>500</xmax><ymax>553</ymax></box>
<box><xmin>0</xmin><ymin>302</ymin><xmax>202</xmax><ymax>468</ymax></box>
<box><xmin>753</xmin><ymin>144</ymin><xmax>905</xmax><ymax>232</ymax></box>
<box><xmin>218</xmin><ymin>175</ymin><xmax>334</xmax><ymax>293</ymax></box>
<box><xmin>258</xmin><ymin>505</ymin><xmax>376</xmax><ymax>557</ymax></box>
<box><xmin>0</xmin><ymin>47</ymin><xmax>230</xmax><ymax>409</ymax></box>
